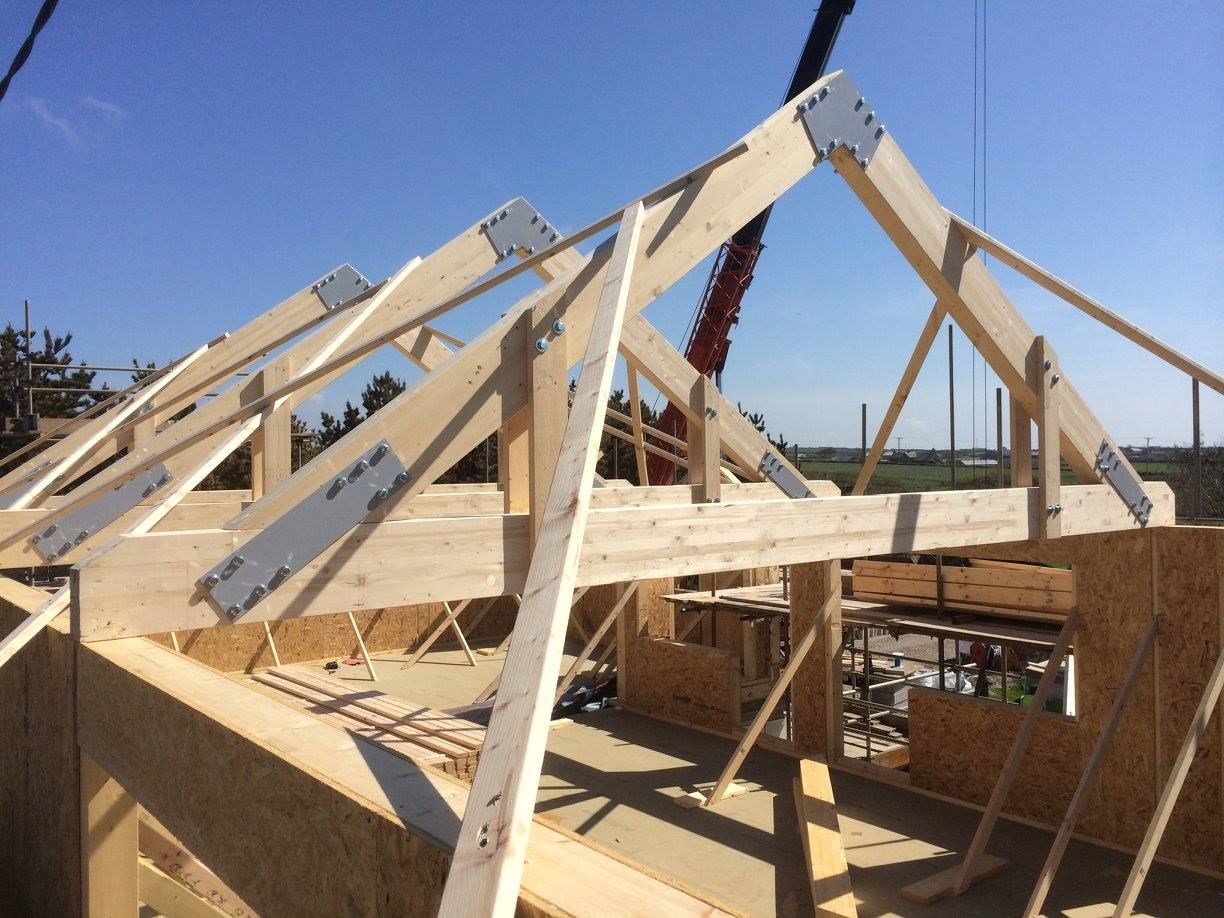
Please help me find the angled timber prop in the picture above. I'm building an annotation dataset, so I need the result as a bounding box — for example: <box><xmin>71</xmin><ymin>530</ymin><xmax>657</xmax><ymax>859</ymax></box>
<box><xmin>0</xmin><ymin>69</ymin><xmax>1214</xmax><ymax>914</ymax></box>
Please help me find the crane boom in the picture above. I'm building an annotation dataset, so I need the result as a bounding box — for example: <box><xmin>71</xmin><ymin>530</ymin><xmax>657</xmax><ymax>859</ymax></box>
<box><xmin>646</xmin><ymin>1</ymin><xmax>855</xmax><ymax>484</ymax></box>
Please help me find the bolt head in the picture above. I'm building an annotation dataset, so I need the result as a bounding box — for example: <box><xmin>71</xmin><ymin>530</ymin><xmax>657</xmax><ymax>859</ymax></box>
<box><xmin>1051</xmin><ymin>374</ymin><xmax>1061</xmax><ymax>385</ymax></box>
<box><xmin>552</xmin><ymin>319</ymin><xmax>566</xmax><ymax>335</ymax></box>
<box><xmin>31</xmin><ymin>535</ymin><xmax>40</xmax><ymax>544</ymax></box>
<box><xmin>227</xmin><ymin>605</ymin><xmax>242</xmax><ymax>618</ymax></box>
<box><xmin>277</xmin><ymin>565</ymin><xmax>291</xmax><ymax>578</ymax></box>
<box><xmin>394</xmin><ymin>471</ymin><xmax>410</xmax><ymax>486</ymax></box>
<box><xmin>1044</xmin><ymin>360</ymin><xmax>1052</xmax><ymax>370</ymax></box>
<box><xmin>798</xmin><ymin>101</ymin><xmax>809</xmax><ymax>112</ymax></box>
<box><xmin>375</xmin><ymin>488</ymin><xmax>389</xmax><ymax>500</ymax></box>
<box><xmin>203</xmin><ymin>574</ymin><xmax>220</xmax><ymax>587</ymax></box>
<box><xmin>232</xmin><ymin>555</ymin><xmax>246</xmax><ymax>567</ymax></box>
<box><xmin>333</xmin><ymin>477</ymin><xmax>347</xmax><ymax>490</ymax></box>
<box><xmin>535</xmin><ymin>338</ymin><xmax>549</xmax><ymax>353</ymax></box>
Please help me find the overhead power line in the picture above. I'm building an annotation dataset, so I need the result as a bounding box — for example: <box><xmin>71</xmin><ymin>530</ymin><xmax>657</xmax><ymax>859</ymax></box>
<box><xmin>0</xmin><ymin>0</ymin><xmax>61</xmax><ymax>106</ymax></box>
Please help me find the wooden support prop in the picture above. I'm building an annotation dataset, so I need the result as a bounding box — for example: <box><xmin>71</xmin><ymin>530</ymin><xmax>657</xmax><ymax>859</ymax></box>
<box><xmin>946</xmin><ymin>210</ymin><xmax>1224</xmax><ymax>395</ymax></box>
<box><xmin>262</xmin><ymin>621</ymin><xmax>282</xmax><ymax>668</ymax></box>
<box><xmin>1010</xmin><ymin>392</ymin><xmax>1033</xmax><ymax>487</ymax></box>
<box><xmin>1033</xmin><ymin>337</ymin><xmax>1061</xmax><ymax>540</ymax></box>
<box><xmin>81</xmin><ymin>751</ymin><xmax>138</xmax><ymax>918</ymax></box>
<box><xmin>793</xmin><ymin>758</ymin><xmax>857</xmax><ymax>917</ymax></box>
<box><xmin>555</xmin><ymin>583</ymin><xmax>640</xmax><ymax>703</ymax></box>
<box><xmin>440</xmin><ymin>202</ymin><xmax>644</xmax><ymax>918</ymax></box>
<box><xmin>697</xmin><ymin>559</ymin><xmax>841</xmax><ymax>808</ymax></box>
<box><xmin>347</xmin><ymin>611</ymin><xmax>377</xmax><ymax>681</ymax></box>
<box><xmin>627</xmin><ymin>365</ymin><xmax>649</xmax><ymax>484</ymax></box>
<box><xmin>690</xmin><ymin>376</ymin><xmax>721</xmax><ymax>504</ymax></box>
<box><xmin>401</xmin><ymin>599</ymin><xmax>475</xmax><ymax>669</ymax></box>
<box><xmin>1023</xmin><ymin>616</ymin><xmax>1158</xmax><ymax>918</ymax></box>
<box><xmin>902</xmin><ymin>610</ymin><xmax>1079</xmax><ymax>903</ymax></box>
<box><xmin>853</xmin><ymin>302</ymin><xmax>946</xmax><ymax>495</ymax></box>
<box><xmin>1113</xmin><ymin>644</ymin><xmax>1224</xmax><ymax>917</ymax></box>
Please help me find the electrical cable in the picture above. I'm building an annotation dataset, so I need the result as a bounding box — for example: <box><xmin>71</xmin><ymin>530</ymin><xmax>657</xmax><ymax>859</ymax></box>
<box><xmin>0</xmin><ymin>0</ymin><xmax>61</xmax><ymax>106</ymax></box>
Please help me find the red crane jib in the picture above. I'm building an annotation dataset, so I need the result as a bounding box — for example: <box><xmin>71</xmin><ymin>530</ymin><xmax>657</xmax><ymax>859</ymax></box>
<box><xmin>647</xmin><ymin>240</ymin><xmax>763</xmax><ymax>485</ymax></box>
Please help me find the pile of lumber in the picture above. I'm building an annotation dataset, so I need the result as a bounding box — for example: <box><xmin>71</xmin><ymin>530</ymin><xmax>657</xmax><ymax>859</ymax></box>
<box><xmin>851</xmin><ymin>559</ymin><xmax>1073</xmax><ymax>624</ymax></box>
<box><xmin>252</xmin><ymin>666</ymin><xmax>484</xmax><ymax>780</ymax></box>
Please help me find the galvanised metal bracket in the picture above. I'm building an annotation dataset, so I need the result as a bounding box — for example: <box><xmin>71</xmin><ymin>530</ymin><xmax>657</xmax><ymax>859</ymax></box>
<box><xmin>29</xmin><ymin>463</ymin><xmax>173</xmax><ymax>563</ymax></box>
<box><xmin>1095</xmin><ymin>441</ymin><xmax>1154</xmax><ymax>525</ymax></box>
<box><xmin>759</xmin><ymin>450</ymin><xmax>815</xmax><ymax>499</ymax></box>
<box><xmin>198</xmin><ymin>440</ymin><xmax>410</xmax><ymax>621</ymax></box>
<box><xmin>482</xmin><ymin>198</ymin><xmax>561</xmax><ymax>262</ymax></box>
<box><xmin>312</xmin><ymin>264</ymin><xmax>372</xmax><ymax>310</ymax></box>
<box><xmin>797</xmin><ymin>72</ymin><xmax>888</xmax><ymax>169</ymax></box>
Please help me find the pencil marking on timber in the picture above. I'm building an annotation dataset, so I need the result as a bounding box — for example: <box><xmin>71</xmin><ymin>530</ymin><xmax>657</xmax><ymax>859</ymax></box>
<box><xmin>481</xmin><ymin>198</ymin><xmax>561</xmax><ymax>261</ymax></box>
<box><xmin>198</xmin><ymin>441</ymin><xmax>409</xmax><ymax>620</ymax></box>
<box><xmin>29</xmin><ymin>463</ymin><xmax>172</xmax><ymax>561</ymax></box>
<box><xmin>311</xmin><ymin>263</ymin><xmax>372</xmax><ymax>310</ymax></box>
<box><xmin>797</xmin><ymin>72</ymin><xmax>887</xmax><ymax>167</ymax></box>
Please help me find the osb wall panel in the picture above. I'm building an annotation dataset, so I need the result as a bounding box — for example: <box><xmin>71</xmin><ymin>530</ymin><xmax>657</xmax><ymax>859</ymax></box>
<box><xmin>0</xmin><ymin>580</ymin><xmax>81</xmax><ymax>918</ymax></box>
<box><xmin>790</xmin><ymin>560</ymin><xmax>839</xmax><ymax>757</ymax></box>
<box><xmin>147</xmin><ymin>596</ymin><xmax>521</xmax><ymax>673</ymax></box>
<box><xmin>630</xmin><ymin>638</ymin><xmax>740</xmax><ymax>734</ymax></box>
<box><xmin>913</xmin><ymin>526</ymin><xmax>1222</xmax><ymax>874</ymax></box>
<box><xmin>908</xmin><ymin>688</ymin><xmax>1081</xmax><ymax>823</ymax></box>
<box><xmin>76</xmin><ymin>642</ymin><xmax>455</xmax><ymax>916</ymax></box>
<box><xmin>1150</xmin><ymin>526</ymin><xmax>1222</xmax><ymax>869</ymax></box>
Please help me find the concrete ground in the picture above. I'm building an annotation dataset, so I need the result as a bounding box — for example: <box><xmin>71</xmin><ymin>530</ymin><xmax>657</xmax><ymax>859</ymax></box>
<box><xmin>292</xmin><ymin>642</ymin><xmax>1222</xmax><ymax>917</ymax></box>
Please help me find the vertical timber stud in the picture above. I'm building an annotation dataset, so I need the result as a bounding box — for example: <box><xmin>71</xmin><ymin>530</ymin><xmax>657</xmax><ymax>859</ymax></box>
<box><xmin>250</xmin><ymin>359</ymin><xmax>293</xmax><ymax>501</ymax></box>
<box><xmin>690</xmin><ymin>376</ymin><xmax>721</xmax><ymax>503</ymax></box>
<box><xmin>1010</xmin><ymin>392</ymin><xmax>1033</xmax><ymax>487</ymax></box>
<box><xmin>627</xmin><ymin>364</ymin><xmax>649</xmax><ymax>485</ymax></box>
<box><xmin>81</xmin><ymin>752</ymin><xmax>138</xmax><ymax>918</ymax></box>
<box><xmin>439</xmin><ymin>203</ymin><xmax>645</xmax><ymax>918</ymax></box>
<box><xmin>529</xmin><ymin>298</ymin><xmax>569</xmax><ymax>546</ymax></box>
<box><xmin>1033</xmin><ymin>337</ymin><xmax>1062</xmax><ymax>540</ymax></box>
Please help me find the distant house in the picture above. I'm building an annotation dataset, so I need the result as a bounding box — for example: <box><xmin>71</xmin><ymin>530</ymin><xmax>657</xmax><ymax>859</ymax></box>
<box><xmin>827</xmin><ymin>448</ymin><xmax>860</xmax><ymax>463</ymax></box>
<box><xmin>957</xmin><ymin>457</ymin><xmax>998</xmax><ymax>467</ymax></box>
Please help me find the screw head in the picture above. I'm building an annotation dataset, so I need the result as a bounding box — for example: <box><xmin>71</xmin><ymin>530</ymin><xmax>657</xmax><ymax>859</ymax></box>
<box><xmin>227</xmin><ymin>604</ymin><xmax>242</xmax><ymax>618</ymax></box>
<box><xmin>374</xmin><ymin>443</ymin><xmax>390</xmax><ymax>457</ymax></box>
<box><xmin>333</xmin><ymin>477</ymin><xmax>348</xmax><ymax>490</ymax></box>
<box><xmin>277</xmin><ymin>565</ymin><xmax>291</xmax><ymax>578</ymax></box>
<box><xmin>356</xmin><ymin>459</ymin><xmax>369</xmax><ymax>472</ymax></box>
<box><xmin>203</xmin><ymin>574</ymin><xmax>220</xmax><ymax>587</ymax></box>
<box><xmin>31</xmin><ymin>535</ymin><xmax>40</xmax><ymax>544</ymax></box>
<box><xmin>798</xmin><ymin>101</ymin><xmax>809</xmax><ymax>112</ymax></box>
<box><xmin>232</xmin><ymin>555</ymin><xmax>246</xmax><ymax>567</ymax></box>
<box><xmin>394</xmin><ymin>471</ymin><xmax>410</xmax><ymax>486</ymax></box>
<box><xmin>552</xmin><ymin>319</ymin><xmax>566</xmax><ymax>335</ymax></box>
<box><xmin>1051</xmin><ymin>374</ymin><xmax>1061</xmax><ymax>385</ymax></box>
<box><xmin>860</xmin><ymin>158</ymin><xmax>870</xmax><ymax>168</ymax></box>
<box><xmin>535</xmin><ymin>338</ymin><xmax>549</xmax><ymax>353</ymax></box>
<box><xmin>252</xmin><ymin>585</ymin><xmax>266</xmax><ymax>598</ymax></box>
<box><xmin>1044</xmin><ymin>360</ymin><xmax>1052</xmax><ymax>371</ymax></box>
<box><xmin>375</xmin><ymin>488</ymin><xmax>389</xmax><ymax>500</ymax></box>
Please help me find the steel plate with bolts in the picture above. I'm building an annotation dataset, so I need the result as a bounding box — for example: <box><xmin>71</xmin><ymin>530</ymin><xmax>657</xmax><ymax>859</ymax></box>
<box><xmin>198</xmin><ymin>440</ymin><xmax>410</xmax><ymax>621</ymax></box>
<box><xmin>1095</xmin><ymin>441</ymin><xmax>1154</xmax><ymax>524</ymax></box>
<box><xmin>312</xmin><ymin>263</ymin><xmax>372</xmax><ymax>310</ymax></box>
<box><xmin>29</xmin><ymin>463</ymin><xmax>173</xmax><ymax>562</ymax></box>
<box><xmin>797</xmin><ymin>71</ymin><xmax>887</xmax><ymax>168</ymax></box>
<box><xmin>759</xmin><ymin>451</ymin><xmax>815</xmax><ymax>499</ymax></box>
<box><xmin>481</xmin><ymin>197</ymin><xmax>561</xmax><ymax>262</ymax></box>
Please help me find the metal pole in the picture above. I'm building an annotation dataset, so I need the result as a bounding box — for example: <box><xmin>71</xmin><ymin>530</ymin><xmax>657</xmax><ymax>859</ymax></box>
<box><xmin>996</xmin><ymin>386</ymin><xmax>1003</xmax><ymax>487</ymax></box>
<box><xmin>24</xmin><ymin>299</ymin><xmax>33</xmax><ymax>418</ymax></box>
<box><xmin>948</xmin><ymin>323</ymin><xmax>956</xmax><ymax>488</ymax></box>
<box><xmin>860</xmin><ymin>402</ymin><xmax>867</xmax><ymax>466</ymax></box>
<box><xmin>938</xmin><ymin>637</ymin><xmax>946</xmax><ymax>691</ymax></box>
<box><xmin>1192</xmin><ymin>379</ymin><xmax>1202</xmax><ymax>520</ymax></box>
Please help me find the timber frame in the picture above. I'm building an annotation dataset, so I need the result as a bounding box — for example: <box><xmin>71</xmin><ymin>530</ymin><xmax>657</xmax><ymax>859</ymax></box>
<box><xmin>0</xmin><ymin>69</ymin><xmax>1219</xmax><ymax>917</ymax></box>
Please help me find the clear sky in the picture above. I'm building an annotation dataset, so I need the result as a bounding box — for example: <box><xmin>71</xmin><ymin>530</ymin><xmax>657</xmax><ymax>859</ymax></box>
<box><xmin>1</xmin><ymin>1</ymin><xmax>1220</xmax><ymax>450</ymax></box>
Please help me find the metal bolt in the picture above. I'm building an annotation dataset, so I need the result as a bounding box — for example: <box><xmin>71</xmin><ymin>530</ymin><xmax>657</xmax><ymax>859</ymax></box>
<box><xmin>480</xmin><ymin>221</ymin><xmax>489</xmax><ymax>229</ymax></box>
<box><xmin>550</xmin><ymin>233</ymin><xmax>559</xmax><ymax>242</ymax></box>
<box><xmin>31</xmin><ymin>535</ymin><xmax>40</xmax><ymax>544</ymax></box>
<box><xmin>1047</xmin><ymin>505</ymin><xmax>1056</xmax><ymax>514</ymax></box>
<box><xmin>375</xmin><ymin>488</ymin><xmax>389</xmax><ymax>500</ymax></box>
<box><xmin>203</xmin><ymin>574</ymin><xmax>220</xmax><ymax>587</ymax></box>
<box><xmin>227</xmin><ymin>605</ymin><xmax>242</xmax><ymax>618</ymax></box>
<box><xmin>528</xmin><ymin>247</ymin><xmax>536</xmax><ymax>255</ymax></box>
<box><xmin>857</xmin><ymin>96</ymin><xmax>866</xmax><ymax>107</ymax></box>
<box><xmin>798</xmin><ymin>101</ymin><xmax>809</xmax><ymax>112</ymax></box>
<box><xmin>75</xmin><ymin>531</ymin><xmax>89</xmax><ymax>544</ymax></box>
<box><xmin>277</xmin><ymin>565</ymin><xmax>291</xmax><ymax>578</ymax></box>
<box><xmin>1051</xmin><ymin>374</ymin><xmax>1061</xmax><ymax>385</ymax></box>
<box><xmin>503</xmin><ymin>247</ymin><xmax>514</xmax><ymax>258</ymax></box>
<box><xmin>47</xmin><ymin>524</ymin><xmax>56</xmax><ymax>533</ymax></box>
<box><xmin>500</xmin><ymin>209</ymin><xmax>509</xmax><ymax>219</ymax></box>
<box><xmin>1055</xmin><ymin>503</ymin><xmax>1063</xmax><ymax>512</ymax></box>
<box><xmin>535</xmin><ymin>338</ymin><xmax>549</xmax><ymax>353</ymax></box>
<box><xmin>333</xmin><ymin>477</ymin><xmax>347</xmax><ymax>490</ymax></box>
<box><xmin>394</xmin><ymin>471</ymin><xmax>410</xmax><ymax>486</ymax></box>
<box><xmin>866</xmin><ymin>111</ymin><xmax>875</xmax><ymax>123</ymax></box>
<box><xmin>860</xmin><ymin>158</ymin><xmax>870</xmax><ymax>168</ymax></box>
<box><xmin>373</xmin><ymin>443</ymin><xmax>390</xmax><ymax>459</ymax></box>
<box><xmin>45</xmin><ymin>551</ymin><xmax>57</xmax><ymax>561</ymax></box>
<box><xmin>356</xmin><ymin>459</ymin><xmax>370</xmax><ymax>472</ymax></box>
<box><xmin>850</xmin><ymin>143</ymin><xmax>859</xmax><ymax>154</ymax></box>
<box><xmin>1043</xmin><ymin>360</ymin><xmax>1052</xmax><ymax>371</ymax></box>
<box><xmin>552</xmin><ymin>319</ymin><xmax>566</xmax><ymax>335</ymax></box>
<box><xmin>232</xmin><ymin>555</ymin><xmax>246</xmax><ymax>567</ymax></box>
<box><xmin>252</xmin><ymin>585</ymin><xmax>266</xmax><ymax>598</ymax></box>
<box><xmin>877</xmin><ymin>125</ymin><xmax>887</xmax><ymax>136</ymax></box>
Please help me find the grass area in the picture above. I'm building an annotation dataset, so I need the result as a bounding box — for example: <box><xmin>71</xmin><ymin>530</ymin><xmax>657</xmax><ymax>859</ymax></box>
<box><xmin>798</xmin><ymin>460</ymin><xmax>1045</xmax><ymax>494</ymax></box>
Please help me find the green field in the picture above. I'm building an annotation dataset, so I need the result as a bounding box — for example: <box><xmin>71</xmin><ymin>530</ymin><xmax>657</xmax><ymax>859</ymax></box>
<box><xmin>800</xmin><ymin>460</ymin><xmax>1098</xmax><ymax>494</ymax></box>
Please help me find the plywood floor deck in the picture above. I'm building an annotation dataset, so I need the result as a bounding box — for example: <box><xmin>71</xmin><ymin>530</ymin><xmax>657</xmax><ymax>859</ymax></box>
<box><xmin>255</xmin><ymin>642</ymin><xmax>1222</xmax><ymax>917</ymax></box>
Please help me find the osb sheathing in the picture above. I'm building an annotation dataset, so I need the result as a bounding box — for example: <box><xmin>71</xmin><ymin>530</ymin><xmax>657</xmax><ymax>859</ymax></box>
<box><xmin>631</xmin><ymin>638</ymin><xmax>740</xmax><ymax>733</ymax></box>
<box><xmin>0</xmin><ymin>580</ymin><xmax>80</xmax><ymax>918</ymax></box>
<box><xmin>913</xmin><ymin>526</ymin><xmax>1223</xmax><ymax>874</ymax></box>
<box><xmin>144</xmin><ymin>596</ymin><xmax>523</xmax><ymax>673</ymax></box>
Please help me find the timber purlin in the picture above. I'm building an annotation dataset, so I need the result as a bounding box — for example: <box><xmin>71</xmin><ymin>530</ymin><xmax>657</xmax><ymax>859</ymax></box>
<box><xmin>0</xmin><ymin>61</ymin><xmax>1216</xmax><ymax>917</ymax></box>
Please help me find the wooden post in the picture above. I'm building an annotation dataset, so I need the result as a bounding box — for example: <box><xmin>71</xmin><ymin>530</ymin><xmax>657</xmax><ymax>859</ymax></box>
<box><xmin>1010</xmin><ymin>392</ymin><xmax>1033</xmax><ymax>487</ymax></box>
<box><xmin>250</xmin><ymin>359</ymin><xmax>293</xmax><ymax>501</ymax></box>
<box><xmin>627</xmin><ymin>365</ymin><xmax>649</xmax><ymax>485</ymax></box>
<box><xmin>499</xmin><ymin>409</ymin><xmax>530</xmax><ymax>515</ymax></box>
<box><xmin>903</xmin><ymin>610</ymin><xmax>1079</xmax><ymax>904</ymax></box>
<box><xmin>1113</xmin><ymin>645</ymin><xmax>1224</xmax><ymax>917</ymax></box>
<box><xmin>529</xmin><ymin>299</ymin><xmax>568</xmax><ymax>547</ymax></box>
<box><xmin>1032</xmin><ymin>337</ymin><xmax>1061</xmax><ymax>540</ymax></box>
<box><xmin>1023</xmin><ymin>617</ymin><xmax>1158</xmax><ymax>917</ymax></box>
<box><xmin>81</xmin><ymin>752</ymin><xmax>138</xmax><ymax>918</ymax></box>
<box><xmin>689</xmin><ymin>376</ymin><xmax>721</xmax><ymax>503</ymax></box>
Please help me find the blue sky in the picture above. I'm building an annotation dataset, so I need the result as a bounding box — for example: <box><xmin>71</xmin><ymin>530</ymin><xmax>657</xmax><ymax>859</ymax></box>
<box><xmin>1</xmin><ymin>1</ymin><xmax>1220</xmax><ymax>450</ymax></box>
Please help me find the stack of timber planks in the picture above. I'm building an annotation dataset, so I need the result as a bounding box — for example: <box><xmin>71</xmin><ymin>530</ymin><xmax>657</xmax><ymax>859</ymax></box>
<box><xmin>252</xmin><ymin>666</ymin><xmax>484</xmax><ymax>780</ymax></box>
<box><xmin>851</xmin><ymin>559</ymin><xmax>1073</xmax><ymax>624</ymax></box>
